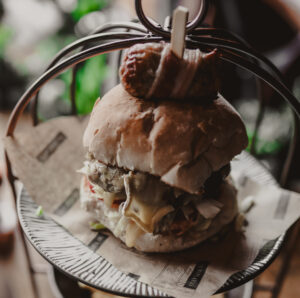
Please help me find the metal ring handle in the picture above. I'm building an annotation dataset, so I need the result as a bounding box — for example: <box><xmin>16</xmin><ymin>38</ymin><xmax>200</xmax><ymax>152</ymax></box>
<box><xmin>135</xmin><ymin>0</ymin><xmax>208</xmax><ymax>38</ymax></box>
<box><xmin>186</xmin><ymin>0</ymin><xmax>208</xmax><ymax>32</ymax></box>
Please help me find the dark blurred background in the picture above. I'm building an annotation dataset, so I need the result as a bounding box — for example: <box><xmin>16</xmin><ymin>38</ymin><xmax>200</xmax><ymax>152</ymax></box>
<box><xmin>0</xmin><ymin>1</ymin><xmax>299</xmax><ymax>298</ymax></box>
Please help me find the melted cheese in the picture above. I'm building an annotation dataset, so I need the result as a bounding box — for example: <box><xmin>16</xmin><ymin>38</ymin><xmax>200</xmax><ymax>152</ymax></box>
<box><xmin>123</xmin><ymin>173</ymin><xmax>174</xmax><ymax>233</ymax></box>
<box><xmin>125</xmin><ymin>221</ymin><xmax>144</xmax><ymax>248</ymax></box>
<box><xmin>91</xmin><ymin>183</ymin><xmax>117</xmax><ymax>207</ymax></box>
<box><xmin>84</xmin><ymin>178</ymin><xmax>124</xmax><ymax>208</ymax></box>
<box><xmin>114</xmin><ymin>216</ymin><xmax>128</xmax><ymax>237</ymax></box>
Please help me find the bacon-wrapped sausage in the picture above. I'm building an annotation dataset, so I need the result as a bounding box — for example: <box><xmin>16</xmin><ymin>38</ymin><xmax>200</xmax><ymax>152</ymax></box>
<box><xmin>119</xmin><ymin>42</ymin><xmax>220</xmax><ymax>101</ymax></box>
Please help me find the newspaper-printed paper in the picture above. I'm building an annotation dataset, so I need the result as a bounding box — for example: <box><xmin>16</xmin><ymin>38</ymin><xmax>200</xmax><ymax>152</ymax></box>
<box><xmin>5</xmin><ymin>115</ymin><xmax>300</xmax><ymax>298</ymax></box>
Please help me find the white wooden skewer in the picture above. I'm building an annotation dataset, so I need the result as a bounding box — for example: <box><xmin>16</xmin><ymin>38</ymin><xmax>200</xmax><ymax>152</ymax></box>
<box><xmin>170</xmin><ymin>6</ymin><xmax>189</xmax><ymax>59</ymax></box>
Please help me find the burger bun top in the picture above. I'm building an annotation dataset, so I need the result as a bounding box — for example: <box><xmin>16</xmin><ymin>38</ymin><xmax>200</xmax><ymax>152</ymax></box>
<box><xmin>83</xmin><ymin>84</ymin><xmax>248</xmax><ymax>194</ymax></box>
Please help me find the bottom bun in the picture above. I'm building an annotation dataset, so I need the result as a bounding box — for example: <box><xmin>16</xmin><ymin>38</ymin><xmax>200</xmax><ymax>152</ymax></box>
<box><xmin>80</xmin><ymin>177</ymin><xmax>238</xmax><ymax>253</ymax></box>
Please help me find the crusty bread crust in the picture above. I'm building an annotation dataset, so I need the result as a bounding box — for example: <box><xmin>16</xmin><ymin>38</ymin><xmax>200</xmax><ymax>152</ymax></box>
<box><xmin>83</xmin><ymin>84</ymin><xmax>248</xmax><ymax>194</ymax></box>
<box><xmin>80</xmin><ymin>177</ymin><xmax>238</xmax><ymax>252</ymax></box>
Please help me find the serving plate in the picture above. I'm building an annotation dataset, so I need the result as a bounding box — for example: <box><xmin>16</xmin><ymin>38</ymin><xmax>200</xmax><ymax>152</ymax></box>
<box><xmin>17</xmin><ymin>152</ymin><xmax>286</xmax><ymax>297</ymax></box>
<box><xmin>47</xmin><ymin>266</ymin><xmax>254</xmax><ymax>298</ymax></box>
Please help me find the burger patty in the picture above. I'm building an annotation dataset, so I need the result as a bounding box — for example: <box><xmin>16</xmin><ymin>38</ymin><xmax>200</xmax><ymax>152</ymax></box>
<box><xmin>86</xmin><ymin>160</ymin><xmax>126</xmax><ymax>194</ymax></box>
<box><xmin>81</xmin><ymin>156</ymin><xmax>231</xmax><ymax>236</ymax></box>
<box><xmin>85</xmin><ymin>154</ymin><xmax>230</xmax><ymax>199</ymax></box>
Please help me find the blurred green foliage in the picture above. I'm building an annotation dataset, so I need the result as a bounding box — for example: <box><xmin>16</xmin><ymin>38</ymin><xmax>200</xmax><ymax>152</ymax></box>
<box><xmin>0</xmin><ymin>25</ymin><xmax>12</xmax><ymax>57</ymax></box>
<box><xmin>60</xmin><ymin>54</ymin><xmax>107</xmax><ymax>115</ymax></box>
<box><xmin>0</xmin><ymin>0</ymin><xmax>109</xmax><ymax>113</ymax></box>
<box><xmin>71</xmin><ymin>0</ymin><xmax>108</xmax><ymax>21</ymax></box>
<box><xmin>36</xmin><ymin>0</ymin><xmax>109</xmax><ymax>115</ymax></box>
<box><xmin>246</xmin><ymin>129</ymin><xmax>284</xmax><ymax>156</ymax></box>
<box><xmin>69</xmin><ymin>0</ymin><xmax>109</xmax><ymax>114</ymax></box>
<box><xmin>37</xmin><ymin>35</ymin><xmax>77</xmax><ymax>62</ymax></box>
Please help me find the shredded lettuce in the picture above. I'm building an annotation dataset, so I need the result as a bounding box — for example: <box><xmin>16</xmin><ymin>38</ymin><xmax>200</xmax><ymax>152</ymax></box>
<box><xmin>90</xmin><ymin>222</ymin><xmax>106</xmax><ymax>231</ymax></box>
<box><xmin>35</xmin><ymin>206</ymin><xmax>44</xmax><ymax>217</ymax></box>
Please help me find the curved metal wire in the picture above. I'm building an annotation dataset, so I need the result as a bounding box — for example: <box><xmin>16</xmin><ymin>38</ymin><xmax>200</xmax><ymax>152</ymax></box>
<box><xmin>8</xmin><ymin>0</ymin><xmax>300</xmax><ymax>183</ymax></box>
<box><xmin>135</xmin><ymin>0</ymin><xmax>208</xmax><ymax>38</ymax></box>
<box><xmin>31</xmin><ymin>21</ymin><xmax>283</xmax><ymax>156</ymax></box>
<box><xmin>6</xmin><ymin>36</ymin><xmax>163</xmax><ymax>137</ymax></box>
<box><xmin>191</xmin><ymin>28</ymin><xmax>285</xmax><ymax>81</ymax></box>
<box><xmin>6</xmin><ymin>0</ymin><xmax>299</xmax><ymax>139</ymax></box>
<box><xmin>30</xmin><ymin>4</ymin><xmax>294</xmax><ymax>132</ymax></box>
<box><xmin>280</xmin><ymin>112</ymin><xmax>299</xmax><ymax>187</ymax></box>
<box><xmin>218</xmin><ymin>53</ymin><xmax>300</xmax><ymax>118</ymax></box>
<box><xmin>191</xmin><ymin>28</ymin><xmax>269</xmax><ymax>155</ymax></box>
<box><xmin>6</xmin><ymin>35</ymin><xmax>300</xmax><ymax>138</ymax></box>
<box><xmin>32</xmin><ymin>23</ymin><xmax>148</xmax><ymax>125</ymax></box>
<box><xmin>32</xmin><ymin>29</ymin><xmax>290</xmax><ymax>119</ymax></box>
<box><xmin>188</xmin><ymin>35</ymin><xmax>284</xmax><ymax>80</ymax></box>
<box><xmin>190</xmin><ymin>28</ymin><xmax>298</xmax><ymax>182</ymax></box>
<box><xmin>69</xmin><ymin>21</ymin><xmax>148</xmax><ymax>118</ymax></box>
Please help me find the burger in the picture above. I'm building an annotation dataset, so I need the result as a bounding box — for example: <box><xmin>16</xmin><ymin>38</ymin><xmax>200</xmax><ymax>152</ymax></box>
<box><xmin>79</xmin><ymin>43</ymin><xmax>248</xmax><ymax>252</ymax></box>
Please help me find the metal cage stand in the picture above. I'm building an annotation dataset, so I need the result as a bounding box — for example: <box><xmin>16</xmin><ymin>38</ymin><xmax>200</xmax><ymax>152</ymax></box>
<box><xmin>4</xmin><ymin>0</ymin><xmax>300</xmax><ymax>297</ymax></box>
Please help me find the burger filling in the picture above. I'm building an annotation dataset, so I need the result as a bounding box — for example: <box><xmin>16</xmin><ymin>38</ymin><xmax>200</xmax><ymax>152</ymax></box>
<box><xmin>80</xmin><ymin>154</ymin><xmax>230</xmax><ymax>245</ymax></box>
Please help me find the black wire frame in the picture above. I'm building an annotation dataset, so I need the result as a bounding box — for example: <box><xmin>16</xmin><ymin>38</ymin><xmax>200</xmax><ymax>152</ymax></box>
<box><xmin>7</xmin><ymin>34</ymin><xmax>300</xmax><ymax>131</ymax></box>
<box><xmin>6</xmin><ymin>31</ymin><xmax>300</xmax><ymax>189</ymax></box>
<box><xmin>26</xmin><ymin>1</ymin><xmax>300</xmax><ymax>188</ymax></box>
